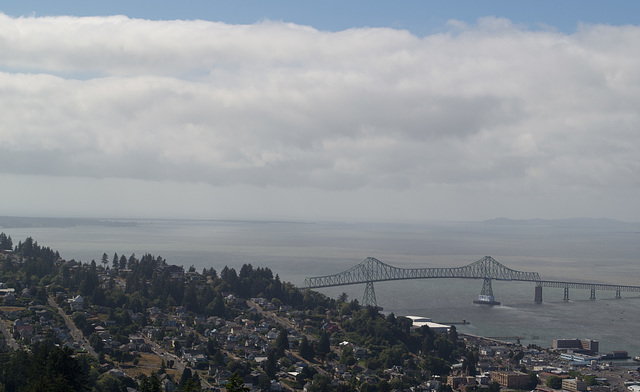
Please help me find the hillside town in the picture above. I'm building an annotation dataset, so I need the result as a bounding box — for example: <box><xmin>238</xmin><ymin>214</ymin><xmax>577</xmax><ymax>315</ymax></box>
<box><xmin>1</xmin><ymin>235</ymin><xmax>640</xmax><ymax>392</ymax></box>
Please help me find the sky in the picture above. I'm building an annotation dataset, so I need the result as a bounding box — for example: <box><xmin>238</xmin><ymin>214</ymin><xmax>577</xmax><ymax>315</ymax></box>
<box><xmin>0</xmin><ymin>1</ymin><xmax>639</xmax><ymax>222</ymax></box>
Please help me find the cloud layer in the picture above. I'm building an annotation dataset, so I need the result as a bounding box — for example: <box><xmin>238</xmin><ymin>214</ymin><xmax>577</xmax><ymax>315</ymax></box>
<box><xmin>0</xmin><ymin>14</ymin><xmax>639</xmax><ymax>219</ymax></box>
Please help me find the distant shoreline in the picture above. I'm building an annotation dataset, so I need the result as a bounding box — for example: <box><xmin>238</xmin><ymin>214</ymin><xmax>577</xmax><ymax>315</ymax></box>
<box><xmin>0</xmin><ymin>216</ymin><xmax>137</xmax><ymax>229</ymax></box>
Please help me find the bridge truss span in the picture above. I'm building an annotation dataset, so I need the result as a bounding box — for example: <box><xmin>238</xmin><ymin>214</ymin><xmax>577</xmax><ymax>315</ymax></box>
<box><xmin>303</xmin><ymin>256</ymin><xmax>541</xmax><ymax>289</ymax></box>
<box><xmin>303</xmin><ymin>256</ymin><xmax>640</xmax><ymax>307</ymax></box>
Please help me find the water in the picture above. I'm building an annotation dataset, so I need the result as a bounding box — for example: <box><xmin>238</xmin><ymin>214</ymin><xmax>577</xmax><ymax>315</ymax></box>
<box><xmin>2</xmin><ymin>218</ymin><xmax>639</xmax><ymax>355</ymax></box>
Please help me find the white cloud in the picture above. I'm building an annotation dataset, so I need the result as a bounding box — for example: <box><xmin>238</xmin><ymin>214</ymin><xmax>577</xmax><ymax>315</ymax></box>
<box><xmin>0</xmin><ymin>14</ymin><xmax>639</xmax><ymax>220</ymax></box>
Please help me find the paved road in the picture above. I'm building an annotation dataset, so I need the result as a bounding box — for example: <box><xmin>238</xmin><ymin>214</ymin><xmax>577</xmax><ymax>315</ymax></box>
<box><xmin>47</xmin><ymin>296</ymin><xmax>98</xmax><ymax>357</ymax></box>
<box><xmin>0</xmin><ymin>318</ymin><xmax>21</xmax><ymax>351</ymax></box>
<box><xmin>144</xmin><ymin>332</ymin><xmax>217</xmax><ymax>389</ymax></box>
<box><xmin>245</xmin><ymin>300</ymin><xmax>331</xmax><ymax>375</ymax></box>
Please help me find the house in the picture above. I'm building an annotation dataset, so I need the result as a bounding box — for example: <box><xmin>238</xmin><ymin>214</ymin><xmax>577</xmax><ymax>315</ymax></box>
<box><xmin>164</xmin><ymin>265</ymin><xmax>185</xmax><ymax>279</ymax></box>
<box><xmin>266</xmin><ymin>329</ymin><xmax>279</xmax><ymax>340</ymax></box>
<box><xmin>68</xmin><ymin>295</ymin><xmax>84</xmax><ymax>310</ymax></box>
<box><xmin>353</xmin><ymin>346</ymin><xmax>367</xmax><ymax>359</ymax></box>
<box><xmin>175</xmin><ymin>306</ymin><xmax>187</xmax><ymax>318</ymax></box>
<box><xmin>14</xmin><ymin>319</ymin><xmax>34</xmax><ymax>338</ymax></box>
<box><xmin>163</xmin><ymin>320</ymin><xmax>178</xmax><ymax>329</ymax></box>
<box><xmin>141</xmin><ymin>326</ymin><xmax>160</xmax><ymax>339</ymax></box>
<box><xmin>161</xmin><ymin>374</ymin><xmax>176</xmax><ymax>392</ymax></box>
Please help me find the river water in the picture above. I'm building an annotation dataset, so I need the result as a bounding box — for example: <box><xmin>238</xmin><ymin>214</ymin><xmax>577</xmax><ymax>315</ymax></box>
<box><xmin>2</xmin><ymin>218</ymin><xmax>639</xmax><ymax>355</ymax></box>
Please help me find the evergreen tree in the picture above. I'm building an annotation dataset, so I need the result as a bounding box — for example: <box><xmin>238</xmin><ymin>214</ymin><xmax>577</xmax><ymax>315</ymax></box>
<box><xmin>299</xmin><ymin>336</ymin><xmax>315</xmax><ymax>361</ymax></box>
<box><xmin>317</xmin><ymin>331</ymin><xmax>330</xmax><ymax>360</ymax></box>
<box><xmin>0</xmin><ymin>232</ymin><xmax>13</xmax><ymax>250</ymax></box>
<box><xmin>225</xmin><ymin>372</ymin><xmax>249</xmax><ymax>392</ymax></box>
<box><xmin>139</xmin><ymin>372</ymin><xmax>162</xmax><ymax>392</ymax></box>
<box><xmin>275</xmin><ymin>328</ymin><xmax>289</xmax><ymax>357</ymax></box>
<box><xmin>265</xmin><ymin>350</ymin><xmax>277</xmax><ymax>378</ymax></box>
<box><xmin>206</xmin><ymin>293</ymin><xmax>225</xmax><ymax>317</ymax></box>
<box><xmin>178</xmin><ymin>368</ymin><xmax>192</xmax><ymax>390</ymax></box>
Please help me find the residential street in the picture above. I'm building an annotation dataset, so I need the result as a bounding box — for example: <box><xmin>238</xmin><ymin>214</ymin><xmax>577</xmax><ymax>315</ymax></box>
<box><xmin>0</xmin><ymin>318</ymin><xmax>20</xmax><ymax>351</ymax></box>
<box><xmin>47</xmin><ymin>296</ymin><xmax>98</xmax><ymax>357</ymax></box>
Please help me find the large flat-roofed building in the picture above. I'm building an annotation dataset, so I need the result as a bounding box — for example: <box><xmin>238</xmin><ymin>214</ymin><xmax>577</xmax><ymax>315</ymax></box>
<box><xmin>405</xmin><ymin>315</ymin><xmax>450</xmax><ymax>333</ymax></box>
<box><xmin>491</xmin><ymin>371</ymin><xmax>530</xmax><ymax>389</ymax></box>
<box><xmin>562</xmin><ymin>378</ymin><xmax>588</xmax><ymax>392</ymax></box>
<box><xmin>553</xmin><ymin>339</ymin><xmax>599</xmax><ymax>355</ymax></box>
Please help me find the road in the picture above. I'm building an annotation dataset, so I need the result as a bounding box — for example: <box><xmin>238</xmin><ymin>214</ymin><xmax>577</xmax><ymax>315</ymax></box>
<box><xmin>144</xmin><ymin>330</ymin><xmax>216</xmax><ymax>390</ymax></box>
<box><xmin>0</xmin><ymin>318</ymin><xmax>21</xmax><ymax>351</ymax></box>
<box><xmin>245</xmin><ymin>300</ymin><xmax>331</xmax><ymax>375</ymax></box>
<box><xmin>47</xmin><ymin>296</ymin><xmax>98</xmax><ymax>357</ymax></box>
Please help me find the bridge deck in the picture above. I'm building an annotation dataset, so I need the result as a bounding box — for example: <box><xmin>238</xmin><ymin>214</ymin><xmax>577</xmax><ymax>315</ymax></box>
<box><xmin>303</xmin><ymin>256</ymin><xmax>640</xmax><ymax>293</ymax></box>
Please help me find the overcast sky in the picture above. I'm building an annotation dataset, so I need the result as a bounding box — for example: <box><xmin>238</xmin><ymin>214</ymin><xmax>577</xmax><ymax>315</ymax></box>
<box><xmin>1</xmin><ymin>2</ymin><xmax>639</xmax><ymax>222</ymax></box>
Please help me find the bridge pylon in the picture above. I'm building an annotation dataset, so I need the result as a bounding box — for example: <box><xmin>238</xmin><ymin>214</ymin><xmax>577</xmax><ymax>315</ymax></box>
<box><xmin>473</xmin><ymin>278</ymin><xmax>501</xmax><ymax>305</ymax></box>
<box><xmin>363</xmin><ymin>281</ymin><xmax>377</xmax><ymax>308</ymax></box>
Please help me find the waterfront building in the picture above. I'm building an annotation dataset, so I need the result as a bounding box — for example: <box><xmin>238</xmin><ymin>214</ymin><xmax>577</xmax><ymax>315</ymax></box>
<box><xmin>406</xmin><ymin>315</ymin><xmax>450</xmax><ymax>333</ymax></box>
<box><xmin>553</xmin><ymin>338</ymin><xmax>599</xmax><ymax>355</ymax></box>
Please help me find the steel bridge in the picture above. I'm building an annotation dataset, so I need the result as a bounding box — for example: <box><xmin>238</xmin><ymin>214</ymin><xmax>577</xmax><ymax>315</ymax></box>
<box><xmin>303</xmin><ymin>256</ymin><xmax>640</xmax><ymax>307</ymax></box>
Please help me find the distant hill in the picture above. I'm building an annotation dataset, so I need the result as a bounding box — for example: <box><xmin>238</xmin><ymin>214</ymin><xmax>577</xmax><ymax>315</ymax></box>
<box><xmin>483</xmin><ymin>217</ymin><xmax>640</xmax><ymax>229</ymax></box>
<box><xmin>0</xmin><ymin>216</ymin><xmax>136</xmax><ymax>228</ymax></box>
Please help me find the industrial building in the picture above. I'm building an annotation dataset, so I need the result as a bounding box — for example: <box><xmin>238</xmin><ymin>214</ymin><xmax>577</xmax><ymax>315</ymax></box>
<box><xmin>405</xmin><ymin>315</ymin><xmax>451</xmax><ymax>333</ymax></box>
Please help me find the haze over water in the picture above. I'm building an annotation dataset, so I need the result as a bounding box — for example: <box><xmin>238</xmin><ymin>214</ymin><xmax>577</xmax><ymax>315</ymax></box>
<box><xmin>2</xmin><ymin>218</ymin><xmax>639</xmax><ymax>355</ymax></box>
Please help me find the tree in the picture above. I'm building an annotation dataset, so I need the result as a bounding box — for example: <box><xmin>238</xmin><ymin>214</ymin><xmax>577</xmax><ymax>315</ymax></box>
<box><xmin>139</xmin><ymin>372</ymin><xmax>162</xmax><ymax>392</ymax></box>
<box><xmin>340</xmin><ymin>345</ymin><xmax>356</xmax><ymax>366</ymax></box>
<box><xmin>225</xmin><ymin>372</ymin><xmax>249</xmax><ymax>392</ymax></box>
<box><xmin>159</xmin><ymin>360</ymin><xmax>166</xmax><ymax>375</ymax></box>
<box><xmin>546</xmin><ymin>375</ymin><xmax>563</xmax><ymax>389</ymax></box>
<box><xmin>462</xmin><ymin>350</ymin><xmax>478</xmax><ymax>376</ymax></box>
<box><xmin>528</xmin><ymin>372</ymin><xmax>539</xmax><ymax>389</ymax></box>
<box><xmin>422</xmin><ymin>355</ymin><xmax>450</xmax><ymax>376</ymax></box>
<box><xmin>119</xmin><ymin>255</ymin><xmax>127</xmax><ymax>270</ymax></box>
<box><xmin>89</xmin><ymin>333</ymin><xmax>105</xmax><ymax>352</ymax></box>
<box><xmin>178</xmin><ymin>368</ymin><xmax>192</xmax><ymax>390</ymax></box>
<box><xmin>71</xmin><ymin>311</ymin><xmax>89</xmax><ymax>334</ymax></box>
<box><xmin>206</xmin><ymin>294</ymin><xmax>225</xmax><ymax>317</ymax></box>
<box><xmin>299</xmin><ymin>336</ymin><xmax>315</xmax><ymax>361</ymax></box>
<box><xmin>337</xmin><ymin>292</ymin><xmax>348</xmax><ymax>302</ymax></box>
<box><xmin>127</xmin><ymin>253</ymin><xmax>137</xmax><ymax>269</ymax></box>
<box><xmin>275</xmin><ymin>328</ymin><xmax>289</xmax><ymax>357</ymax></box>
<box><xmin>488</xmin><ymin>381</ymin><xmax>500</xmax><ymax>392</ymax></box>
<box><xmin>448</xmin><ymin>325</ymin><xmax>458</xmax><ymax>343</ymax></box>
<box><xmin>317</xmin><ymin>331</ymin><xmax>331</xmax><ymax>360</ymax></box>
<box><xmin>181</xmin><ymin>372</ymin><xmax>202</xmax><ymax>392</ymax></box>
<box><xmin>265</xmin><ymin>350</ymin><xmax>277</xmax><ymax>378</ymax></box>
<box><xmin>101</xmin><ymin>253</ymin><xmax>109</xmax><ymax>269</ymax></box>
<box><xmin>95</xmin><ymin>373</ymin><xmax>125</xmax><ymax>392</ymax></box>
<box><xmin>0</xmin><ymin>232</ymin><xmax>13</xmax><ymax>250</ymax></box>
<box><xmin>173</xmin><ymin>341</ymin><xmax>182</xmax><ymax>357</ymax></box>
<box><xmin>307</xmin><ymin>374</ymin><xmax>332</xmax><ymax>392</ymax></box>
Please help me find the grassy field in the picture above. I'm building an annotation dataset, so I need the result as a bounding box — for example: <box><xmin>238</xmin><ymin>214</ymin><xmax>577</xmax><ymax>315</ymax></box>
<box><xmin>0</xmin><ymin>306</ymin><xmax>26</xmax><ymax>312</ymax></box>
<box><xmin>122</xmin><ymin>353</ymin><xmax>181</xmax><ymax>379</ymax></box>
